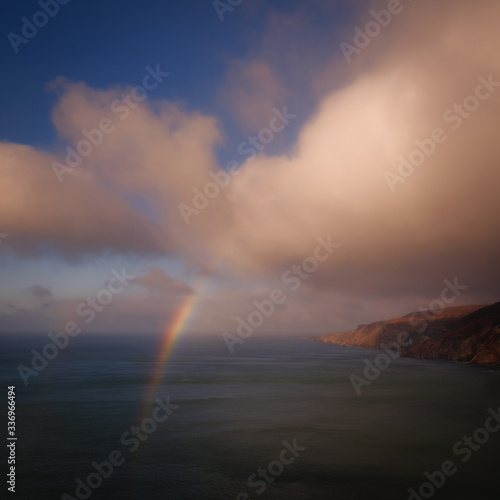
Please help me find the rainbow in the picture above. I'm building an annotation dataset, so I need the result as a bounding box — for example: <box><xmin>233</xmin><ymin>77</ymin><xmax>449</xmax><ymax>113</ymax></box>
<box><xmin>139</xmin><ymin>275</ymin><xmax>208</xmax><ymax>419</ymax></box>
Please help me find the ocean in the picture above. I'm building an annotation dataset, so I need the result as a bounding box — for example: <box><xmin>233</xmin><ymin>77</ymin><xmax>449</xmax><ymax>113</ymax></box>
<box><xmin>1</xmin><ymin>333</ymin><xmax>498</xmax><ymax>499</ymax></box>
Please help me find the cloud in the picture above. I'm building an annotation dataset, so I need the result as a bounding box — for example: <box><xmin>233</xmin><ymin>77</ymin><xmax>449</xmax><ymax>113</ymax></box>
<box><xmin>0</xmin><ymin>284</ymin><xmax>191</xmax><ymax>335</ymax></box>
<box><xmin>0</xmin><ymin>277</ymin><xmax>428</xmax><ymax>336</ymax></box>
<box><xmin>26</xmin><ymin>285</ymin><xmax>53</xmax><ymax>298</ymax></box>
<box><xmin>1</xmin><ymin>0</ymin><xmax>499</xmax><ymax>318</ymax></box>
<box><xmin>218</xmin><ymin>60</ymin><xmax>288</xmax><ymax>131</ymax></box>
<box><xmin>132</xmin><ymin>267</ymin><xmax>193</xmax><ymax>296</ymax></box>
<box><xmin>0</xmin><ymin>141</ymin><xmax>168</xmax><ymax>258</ymax></box>
<box><xmin>189</xmin><ymin>0</ymin><xmax>500</xmax><ymax>302</ymax></box>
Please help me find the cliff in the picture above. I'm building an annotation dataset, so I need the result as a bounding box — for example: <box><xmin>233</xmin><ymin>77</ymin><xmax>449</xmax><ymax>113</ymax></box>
<box><xmin>316</xmin><ymin>303</ymin><xmax>500</xmax><ymax>365</ymax></box>
<box><xmin>406</xmin><ymin>302</ymin><xmax>500</xmax><ymax>364</ymax></box>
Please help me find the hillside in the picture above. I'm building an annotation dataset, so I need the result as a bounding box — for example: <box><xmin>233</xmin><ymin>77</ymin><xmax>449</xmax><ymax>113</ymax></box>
<box><xmin>316</xmin><ymin>303</ymin><xmax>500</xmax><ymax>365</ymax></box>
<box><xmin>407</xmin><ymin>302</ymin><xmax>500</xmax><ymax>364</ymax></box>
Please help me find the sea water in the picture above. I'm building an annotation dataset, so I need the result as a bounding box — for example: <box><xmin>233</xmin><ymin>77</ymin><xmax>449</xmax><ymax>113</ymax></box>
<box><xmin>0</xmin><ymin>333</ymin><xmax>498</xmax><ymax>499</ymax></box>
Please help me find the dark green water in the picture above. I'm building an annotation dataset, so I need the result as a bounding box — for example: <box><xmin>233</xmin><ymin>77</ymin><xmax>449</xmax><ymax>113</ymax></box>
<box><xmin>1</xmin><ymin>334</ymin><xmax>498</xmax><ymax>499</ymax></box>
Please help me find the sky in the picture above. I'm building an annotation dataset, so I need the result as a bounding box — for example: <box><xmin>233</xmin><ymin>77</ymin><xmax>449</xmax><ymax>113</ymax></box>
<box><xmin>0</xmin><ymin>0</ymin><xmax>499</xmax><ymax>338</ymax></box>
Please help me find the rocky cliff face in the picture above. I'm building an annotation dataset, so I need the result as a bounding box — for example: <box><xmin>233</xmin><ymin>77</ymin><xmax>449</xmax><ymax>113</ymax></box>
<box><xmin>316</xmin><ymin>303</ymin><xmax>500</xmax><ymax>365</ymax></box>
<box><xmin>406</xmin><ymin>302</ymin><xmax>500</xmax><ymax>364</ymax></box>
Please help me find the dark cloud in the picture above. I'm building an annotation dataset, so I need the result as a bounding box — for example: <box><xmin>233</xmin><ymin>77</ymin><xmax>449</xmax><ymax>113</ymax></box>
<box><xmin>132</xmin><ymin>268</ymin><xmax>193</xmax><ymax>296</ymax></box>
<box><xmin>26</xmin><ymin>285</ymin><xmax>53</xmax><ymax>298</ymax></box>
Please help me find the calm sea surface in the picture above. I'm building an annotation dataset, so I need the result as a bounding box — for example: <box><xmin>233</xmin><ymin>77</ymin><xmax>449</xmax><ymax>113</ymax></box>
<box><xmin>1</xmin><ymin>333</ymin><xmax>498</xmax><ymax>499</ymax></box>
